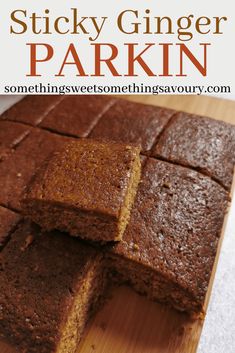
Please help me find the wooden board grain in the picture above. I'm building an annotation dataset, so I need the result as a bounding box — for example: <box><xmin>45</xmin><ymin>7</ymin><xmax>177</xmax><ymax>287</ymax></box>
<box><xmin>124</xmin><ymin>95</ymin><xmax>235</xmax><ymax>124</ymax></box>
<box><xmin>1</xmin><ymin>95</ymin><xmax>235</xmax><ymax>353</ymax></box>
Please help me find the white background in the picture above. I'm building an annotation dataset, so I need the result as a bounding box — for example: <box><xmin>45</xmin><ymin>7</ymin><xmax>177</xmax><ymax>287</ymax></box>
<box><xmin>0</xmin><ymin>0</ymin><xmax>234</xmax><ymax>96</ymax></box>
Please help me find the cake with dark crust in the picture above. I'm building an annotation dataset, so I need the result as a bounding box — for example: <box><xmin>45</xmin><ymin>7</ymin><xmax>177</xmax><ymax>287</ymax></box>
<box><xmin>0</xmin><ymin>121</ymin><xmax>32</xmax><ymax>162</ymax></box>
<box><xmin>0</xmin><ymin>121</ymin><xmax>31</xmax><ymax>150</ymax></box>
<box><xmin>22</xmin><ymin>139</ymin><xmax>141</xmax><ymax>242</ymax></box>
<box><xmin>1</xmin><ymin>95</ymin><xmax>63</xmax><ymax>126</ymax></box>
<box><xmin>152</xmin><ymin>112</ymin><xmax>235</xmax><ymax>190</ymax></box>
<box><xmin>108</xmin><ymin>157</ymin><xmax>229</xmax><ymax>314</ymax></box>
<box><xmin>90</xmin><ymin>99</ymin><xmax>175</xmax><ymax>152</ymax></box>
<box><xmin>0</xmin><ymin>128</ymin><xmax>72</xmax><ymax>211</ymax></box>
<box><xmin>0</xmin><ymin>206</ymin><xmax>21</xmax><ymax>249</ymax></box>
<box><xmin>40</xmin><ymin>95</ymin><xmax>117</xmax><ymax>137</ymax></box>
<box><xmin>0</xmin><ymin>221</ymin><xmax>107</xmax><ymax>353</ymax></box>
<box><xmin>0</xmin><ymin>97</ymin><xmax>234</xmax><ymax>353</ymax></box>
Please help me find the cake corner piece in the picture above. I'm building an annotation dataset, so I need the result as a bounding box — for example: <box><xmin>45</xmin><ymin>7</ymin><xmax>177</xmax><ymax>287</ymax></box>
<box><xmin>22</xmin><ymin>138</ymin><xmax>141</xmax><ymax>243</ymax></box>
<box><xmin>0</xmin><ymin>221</ymin><xmax>107</xmax><ymax>353</ymax></box>
<box><xmin>108</xmin><ymin>157</ymin><xmax>229</xmax><ymax>315</ymax></box>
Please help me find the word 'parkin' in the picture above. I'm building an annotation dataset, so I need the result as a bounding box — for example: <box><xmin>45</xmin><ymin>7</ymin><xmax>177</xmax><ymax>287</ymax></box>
<box><xmin>26</xmin><ymin>42</ymin><xmax>210</xmax><ymax>77</ymax></box>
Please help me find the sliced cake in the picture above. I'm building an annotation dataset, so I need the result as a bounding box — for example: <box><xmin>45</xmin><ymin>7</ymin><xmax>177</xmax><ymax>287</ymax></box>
<box><xmin>22</xmin><ymin>139</ymin><xmax>141</xmax><ymax>242</ymax></box>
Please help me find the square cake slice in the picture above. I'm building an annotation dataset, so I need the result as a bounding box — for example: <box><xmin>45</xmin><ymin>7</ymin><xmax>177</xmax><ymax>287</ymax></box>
<box><xmin>0</xmin><ymin>206</ymin><xmax>21</xmax><ymax>249</ymax></box>
<box><xmin>108</xmin><ymin>158</ymin><xmax>229</xmax><ymax>314</ymax></box>
<box><xmin>0</xmin><ymin>121</ymin><xmax>32</xmax><ymax>162</ymax></box>
<box><xmin>0</xmin><ymin>222</ymin><xmax>107</xmax><ymax>353</ymax></box>
<box><xmin>1</xmin><ymin>95</ymin><xmax>63</xmax><ymax>126</ymax></box>
<box><xmin>40</xmin><ymin>95</ymin><xmax>116</xmax><ymax>137</ymax></box>
<box><xmin>22</xmin><ymin>139</ymin><xmax>141</xmax><ymax>242</ymax></box>
<box><xmin>0</xmin><ymin>128</ymin><xmax>72</xmax><ymax>211</ymax></box>
<box><xmin>90</xmin><ymin>99</ymin><xmax>175</xmax><ymax>152</ymax></box>
<box><xmin>152</xmin><ymin>112</ymin><xmax>235</xmax><ymax>191</ymax></box>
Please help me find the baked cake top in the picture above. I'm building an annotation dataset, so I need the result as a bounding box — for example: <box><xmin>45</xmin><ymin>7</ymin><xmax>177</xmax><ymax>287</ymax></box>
<box><xmin>40</xmin><ymin>95</ymin><xmax>116</xmax><ymax>137</ymax></box>
<box><xmin>0</xmin><ymin>206</ymin><xmax>21</xmax><ymax>249</ymax></box>
<box><xmin>1</xmin><ymin>95</ymin><xmax>63</xmax><ymax>126</ymax></box>
<box><xmin>110</xmin><ymin>158</ymin><xmax>229</xmax><ymax>304</ymax></box>
<box><xmin>153</xmin><ymin>112</ymin><xmax>235</xmax><ymax>190</ymax></box>
<box><xmin>0</xmin><ymin>221</ymin><xmax>101</xmax><ymax>352</ymax></box>
<box><xmin>25</xmin><ymin>139</ymin><xmax>141</xmax><ymax>219</ymax></box>
<box><xmin>0</xmin><ymin>128</ymin><xmax>72</xmax><ymax>210</ymax></box>
<box><xmin>0</xmin><ymin>121</ymin><xmax>31</xmax><ymax>149</ymax></box>
<box><xmin>0</xmin><ymin>121</ymin><xmax>32</xmax><ymax>162</ymax></box>
<box><xmin>90</xmin><ymin>99</ymin><xmax>175</xmax><ymax>152</ymax></box>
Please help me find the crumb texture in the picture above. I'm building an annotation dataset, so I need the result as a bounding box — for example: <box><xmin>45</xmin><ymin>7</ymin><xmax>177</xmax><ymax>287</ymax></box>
<box><xmin>23</xmin><ymin>139</ymin><xmax>141</xmax><ymax>242</ymax></box>
<box><xmin>40</xmin><ymin>95</ymin><xmax>116</xmax><ymax>137</ymax></box>
<box><xmin>0</xmin><ymin>129</ymin><xmax>72</xmax><ymax>210</ymax></box>
<box><xmin>0</xmin><ymin>206</ymin><xmax>21</xmax><ymax>249</ymax></box>
<box><xmin>90</xmin><ymin>99</ymin><xmax>175</xmax><ymax>152</ymax></box>
<box><xmin>153</xmin><ymin>112</ymin><xmax>235</xmax><ymax>190</ymax></box>
<box><xmin>0</xmin><ymin>121</ymin><xmax>32</xmax><ymax>163</ymax></box>
<box><xmin>0</xmin><ymin>222</ymin><xmax>106</xmax><ymax>353</ymax></box>
<box><xmin>109</xmin><ymin>158</ymin><xmax>229</xmax><ymax>312</ymax></box>
<box><xmin>1</xmin><ymin>95</ymin><xmax>63</xmax><ymax>126</ymax></box>
<box><xmin>0</xmin><ymin>96</ymin><xmax>234</xmax><ymax>353</ymax></box>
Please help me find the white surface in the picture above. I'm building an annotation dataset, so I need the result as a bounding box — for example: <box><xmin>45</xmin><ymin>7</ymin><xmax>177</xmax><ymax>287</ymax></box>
<box><xmin>209</xmin><ymin>94</ymin><xmax>235</xmax><ymax>101</ymax></box>
<box><xmin>0</xmin><ymin>95</ymin><xmax>24</xmax><ymax>114</ymax></box>
<box><xmin>0</xmin><ymin>96</ymin><xmax>235</xmax><ymax>352</ymax></box>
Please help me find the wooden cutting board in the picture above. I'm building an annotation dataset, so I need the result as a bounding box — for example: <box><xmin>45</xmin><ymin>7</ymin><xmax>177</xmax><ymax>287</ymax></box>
<box><xmin>1</xmin><ymin>95</ymin><xmax>235</xmax><ymax>353</ymax></box>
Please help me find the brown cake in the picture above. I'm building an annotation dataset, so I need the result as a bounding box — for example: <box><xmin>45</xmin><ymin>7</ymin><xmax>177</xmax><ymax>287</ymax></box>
<box><xmin>0</xmin><ymin>206</ymin><xmax>21</xmax><ymax>249</ymax></box>
<box><xmin>90</xmin><ymin>99</ymin><xmax>175</xmax><ymax>152</ymax></box>
<box><xmin>0</xmin><ymin>221</ymin><xmax>107</xmax><ymax>353</ymax></box>
<box><xmin>152</xmin><ymin>112</ymin><xmax>235</xmax><ymax>190</ymax></box>
<box><xmin>1</xmin><ymin>95</ymin><xmax>63</xmax><ymax>126</ymax></box>
<box><xmin>0</xmin><ymin>121</ymin><xmax>32</xmax><ymax>162</ymax></box>
<box><xmin>0</xmin><ymin>128</ymin><xmax>73</xmax><ymax>210</ymax></box>
<box><xmin>22</xmin><ymin>139</ymin><xmax>141</xmax><ymax>242</ymax></box>
<box><xmin>108</xmin><ymin>157</ymin><xmax>229</xmax><ymax>314</ymax></box>
<box><xmin>0</xmin><ymin>97</ymin><xmax>234</xmax><ymax>353</ymax></box>
<box><xmin>40</xmin><ymin>95</ymin><xmax>117</xmax><ymax>137</ymax></box>
<box><xmin>0</xmin><ymin>121</ymin><xmax>31</xmax><ymax>149</ymax></box>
